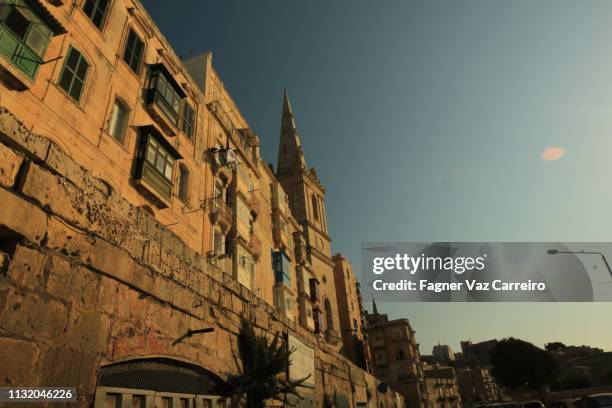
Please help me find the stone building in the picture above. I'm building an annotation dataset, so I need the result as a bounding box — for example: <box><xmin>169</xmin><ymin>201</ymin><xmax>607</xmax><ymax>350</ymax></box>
<box><xmin>333</xmin><ymin>253</ymin><xmax>372</xmax><ymax>372</ymax></box>
<box><xmin>456</xmin><ymin>366</ymin><xmax>500</xmax><ymax>404</ymax></box>
<box><xmin>433</xmin><ymin>345</ymin><xmax>456</xmax><ymax>363</ymax></box>
<box><xmin>366</xmin><ymin>302</ymin><xmax>427</xmax><ymax>408</ymax></box>
<box><xmin>422</xmin><ymin>365</ymin><xmax>462</xmax><ymax>408</ymax></box>
<box><xmin>0</xmin><ymin>0</ymin><xmax>403</xmax><ymax>406</ymax></box>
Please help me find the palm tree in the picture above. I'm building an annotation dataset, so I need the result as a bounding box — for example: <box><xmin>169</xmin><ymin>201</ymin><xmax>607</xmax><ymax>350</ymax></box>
<box><xmin>228</xmin><ymin>317</ymin><xmax>310</xmax><ymax>408</ymax></box>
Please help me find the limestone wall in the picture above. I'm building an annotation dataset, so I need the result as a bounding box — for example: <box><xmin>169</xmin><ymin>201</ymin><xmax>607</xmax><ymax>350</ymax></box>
<box><xmin>0</xmin><ymin>107</ymin><xmax>401</xmax><ymax>407</ymax></box>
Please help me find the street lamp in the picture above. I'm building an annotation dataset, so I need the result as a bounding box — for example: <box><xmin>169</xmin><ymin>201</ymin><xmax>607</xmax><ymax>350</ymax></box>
<box><xmin>546</xmin><ymin>249</ymin><xmax>612</xmax><ymax>278</ymax></box>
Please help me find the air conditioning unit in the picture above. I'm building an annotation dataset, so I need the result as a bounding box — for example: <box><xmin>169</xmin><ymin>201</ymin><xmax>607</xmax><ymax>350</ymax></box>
<box><xmin>220</xmin><ymin>148</ymin><xmax>237</xmax><ymax>166</ymax></box>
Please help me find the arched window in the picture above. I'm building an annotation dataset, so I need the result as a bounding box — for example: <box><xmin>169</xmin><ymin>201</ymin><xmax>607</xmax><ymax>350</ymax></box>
<box><xmin>324</xmin><ymin>298</ymin><xmax>334</xmax><ymax>332</ymax></box>
<box><xmin>178</xmin><ymin>164</ymin><xmax>190</xmax><ymax>203</ymax></box>
<box><xmin>311</xmin><ymin>194</ymin><xmax>319</xmax><ymax>221</ymax></box>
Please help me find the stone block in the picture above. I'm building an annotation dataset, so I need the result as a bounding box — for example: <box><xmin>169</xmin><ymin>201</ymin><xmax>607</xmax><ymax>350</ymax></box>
<box><xmin>0</xmin><ymin>142</ymin><xmax>23</xmax><ymax>188</ymax></box>
<box><xmin>0</xmin><ymin>252</ymin><xmax>9</xmax><ymax>275</ymax></box>
<box><xmin>65</xmin><ymin>310</ymin><xmax>110</xmax><ymax>353</ymax></box>
<box><xmin>0</xmin><ymin>337</ymin><xmax>40</xmax><ymax>386</ymax></box>
<box><xmin>0</xmin><ymin>288</ymin><xmax>68</xmax><ymax>344</ymax></box>
<box><xmin>44</xmin><ymin>142</ymin><xmax>88</xmax><ymax>190</ymax></box>
<box><xmin>6</xmin><ymin>244</ymin><xmax>46</xmax><ymax>289</ymax></box>
<box><xmin>96</xmin><ymin>276</ymin><xmax>119</xmax><ymax>315</ymax></box>
<box><xmin>0</xmin><ymin>187</ymin><xmax>48</xmax><ymax>244</ymax></box>
<box><xmin>0</xmin><ymin>108</ymin><xmax>50</xmax><ymax>161</ymax></box>
<box><xmin>19</xmin><ymin>162</ymin><xmax>89</xmax><ymax>228</ymax></box>
<box><xmin>46</xmin><ymin>254</ymin><xmax>100</xmax><ymax>307</ymax></box>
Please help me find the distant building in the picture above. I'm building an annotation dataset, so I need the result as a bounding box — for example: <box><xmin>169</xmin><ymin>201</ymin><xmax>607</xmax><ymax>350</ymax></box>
<box><xmin>366</xmin><ymin>301</ymin><xmax>428</xmax><ymax>407</ymax></box>
<box><xmin>460</xmin><ymin>340</ymin><xmax>499</xmax><ymax>365</ymax></box>
<box><xmin>456</xmin><ymin>366</ymin><xmax>500</xmax><ymax>404</ymax></box>
<box><xmin>423</xmin><ymin>364</ymin><xmax>462</xmax><ymax>408</ymax></box>
<box><xmin>433</xmin><ymin>344</ymin><xmax>456</xmax><ymax>363</ymax></box>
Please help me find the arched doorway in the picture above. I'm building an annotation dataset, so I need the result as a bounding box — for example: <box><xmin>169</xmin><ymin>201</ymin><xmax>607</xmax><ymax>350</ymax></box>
<box><xmin>93</xmin><ymin>357</ymin><xmax>230</xmax><ymax>408</ymax></box>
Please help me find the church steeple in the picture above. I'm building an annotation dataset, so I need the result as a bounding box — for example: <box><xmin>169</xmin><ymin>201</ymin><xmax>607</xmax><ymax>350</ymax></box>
<box><xmin>277</xmin><ymin>89</ymin><xmax>307</xmax><ymax>178</ymax></box>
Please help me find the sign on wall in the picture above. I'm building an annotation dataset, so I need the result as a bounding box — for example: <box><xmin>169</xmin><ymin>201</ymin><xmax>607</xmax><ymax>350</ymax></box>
<box><xmin>287</xmin><ymin>334</ymin><xmax>315</xmax><ymax>388</ymax></box>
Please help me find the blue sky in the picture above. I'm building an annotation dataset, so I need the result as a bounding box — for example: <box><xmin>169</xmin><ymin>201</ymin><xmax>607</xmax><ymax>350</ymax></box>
<box><xmin>142</xmin><ymin>0</ymin><xmax>612</xmax><ymax>353</ymax></box>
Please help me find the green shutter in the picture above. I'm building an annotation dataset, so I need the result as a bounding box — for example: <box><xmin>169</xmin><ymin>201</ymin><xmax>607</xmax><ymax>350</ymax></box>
<box><xmin>14</xmin><ymin>45</ymin><xmax>39</xmax><ymax>77</ymax></box>
<box><xmin>0</xmin><ymin>27</ymin><xmax>18</xmax><ymax>58</ymax></box>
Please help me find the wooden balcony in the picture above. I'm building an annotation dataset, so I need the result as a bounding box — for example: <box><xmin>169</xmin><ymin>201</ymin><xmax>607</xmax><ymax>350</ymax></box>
<box><xmin>210</xmin><ymin>198</ymin><xmax>232</xmax><ymax>228</ymax></box>
<box><xmin>248</xmin><ymin>233</ymin><xmax>261</xmax><ymax>260</ymax></box>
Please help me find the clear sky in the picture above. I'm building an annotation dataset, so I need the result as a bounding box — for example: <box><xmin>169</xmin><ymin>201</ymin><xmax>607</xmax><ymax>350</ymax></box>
<box><xmin>141</xmin><ymin>0</ymin><xmax>612</xmax><ymax>353</ymax></box>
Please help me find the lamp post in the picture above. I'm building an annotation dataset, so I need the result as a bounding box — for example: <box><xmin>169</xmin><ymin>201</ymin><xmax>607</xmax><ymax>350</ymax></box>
<box><xmin>546</xmin><ymin>249</ymin><xmax>612</xmax><ymax>278</ymax></box>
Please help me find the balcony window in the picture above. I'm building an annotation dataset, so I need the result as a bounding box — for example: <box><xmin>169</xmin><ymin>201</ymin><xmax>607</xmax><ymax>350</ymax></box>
<box><xmin>272</xmin><ymin>251</ymin><xmax>291</xmax><ymax>287</ymax></box>
<box><xmin>0</xmin><ymin>0</ymin><xmax>64</xmax><ymax>80</ymax></box>
<box><xmin>122</xmin><ymin>28</ymin><xmax>144</xmax><ymax>74</ymax></box>
<box><xmin>134</xmin><ymin>126</ymin><xmax>182</xmax><ymax>206</ymax></box>
<box><xmin>58</xmin><ymin>47</ymin><xmax>89</xmax><ymax>102</ymax></box>
<box><xmin>82</xmin><ymin>0</ymin><xmax>110</xmax><ymax>29</ymax></box>
<box><xmin>147</xmin><ymin>64</ymin><xmax>185</xmax><ymax>127</ymax></box>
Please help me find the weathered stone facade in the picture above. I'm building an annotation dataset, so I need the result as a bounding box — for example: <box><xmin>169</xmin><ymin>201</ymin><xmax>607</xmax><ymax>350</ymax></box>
<box><xmin>0</xmin><ymin>108</ymin><xmax>402</xmax><ymax>406</ymax></box>
<box><xmin>0</xmin><ymin>0</ymin><xmax>404</xmax><ymax>406</ymax></box>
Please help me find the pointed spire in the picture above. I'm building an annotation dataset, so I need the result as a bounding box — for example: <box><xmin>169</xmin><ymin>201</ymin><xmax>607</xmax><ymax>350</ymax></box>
<box><xmin>372</xmin><ymin>295</ymin><xmax>379</xmax><ymax>315</ymax></box>
<box><xmin>277</xmin><ymin>89</ymin><xmax>307</xmax><ymax>178</ymax></box>
<box><xmin>281</xmin><ymin>88</ymin><xmax>297</xmax><ymax>131</ymax></box>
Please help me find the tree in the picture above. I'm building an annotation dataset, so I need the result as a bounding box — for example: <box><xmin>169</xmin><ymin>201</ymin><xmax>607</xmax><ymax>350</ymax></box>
<box><xmin>490</xmin><ymin>338</ymin><xmax>558</xmax><ymax>390</ymax></box>
<box><xmin>545</xmin><ymin>342</ymin><xmax>567</xmax><ymax>352</ymax></box>
<box><xmin>227</xmin><ymin>317</ymin><xmax>310</xmax><ymax>408</ymax></box>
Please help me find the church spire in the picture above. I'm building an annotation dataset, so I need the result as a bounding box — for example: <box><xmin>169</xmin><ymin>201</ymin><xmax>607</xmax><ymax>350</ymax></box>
<box><xmin>277</xmin><ymin>89</ymin><xmax>307</xmax><ymax>178</ymax></box>
<box><xmin>372</xmin><ymin>295</ymin><xmax>379</xmax><ymax>315</ymax></box>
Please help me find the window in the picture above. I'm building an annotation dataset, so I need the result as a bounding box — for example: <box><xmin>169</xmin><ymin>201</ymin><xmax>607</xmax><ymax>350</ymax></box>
<box><xmin>397</xmin><ymin>348</ymin><xmax>405</xmax><ymax>361</ymax></box>
<box><xmin>311</xmin><ymin>194</ymin><xmax>319</xmax><ymax>221</ymax></box>
<box><xmin>147</xmin><ymin>64</ymin><xmax>184</xmax><ymax>126</ymax></box>
<box><xmin>236</xmin><ymin>245</ymin><xmax>254</xmax><ymax>290</ymax></box>
<box><xmin>83</xmin><ymin>0</ymin><xmax>110</xmax><ymax>29</ymax></box>
<box><xmin>237</xmin><ymin>164</ymin><xmax>251</xmax><ymax>191</ymax></box>
<box><xmin>58</xmin><ymin>47</ymin><xmax>89</xmax><ymax>102</ymax></box>
<box><xmin>0</xmin><ymin>0</ymin><xmax>59</xmax><ymax>79</ymax></box>
<box><xmin>213</xmin><ymin>228</ymin><xmax>225</xmax><ymax>256</ymax></box>
<box><xmin>181</xmin><ymin>102</ymin><xmax>195</xmax><ymax>139</ymax></box>
<box><xmin>272</xmin><ymin>251</ymin><xmax>291</xmax><ymax>287</ymax></box>
<box><xmin>123</xmin><ymin>28</ymin><xmax>144</xmax><ymax>73</ymax></box>
<box><xmin>134</xmin><ymin>127</ymin><xmax>181</xmax><ymax>205</ymax></box>
<box><xmin>145</xmin><ymin>136</ymin><xmax>174</xmax><ymax>182</ymax></box>
<box><xmin>108</xmin><ymin>99</ymin><xmax>129</xmax><ymax>142</ymax></box>
<box><xmin>177</xmin><ymin>164</ymin><xmax>189</xmax><ymax>203</ymax></box>
<box><xmin>309</xmin><ymin>278</ymin><xmax>319</xmax><ymax>301</ymax></box>
<box><xmin>324</xmin><ymin>298</ymin><xmax>334</xmax><ymax>332</ymax></box>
